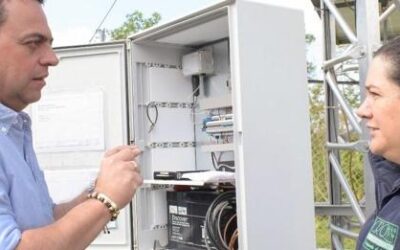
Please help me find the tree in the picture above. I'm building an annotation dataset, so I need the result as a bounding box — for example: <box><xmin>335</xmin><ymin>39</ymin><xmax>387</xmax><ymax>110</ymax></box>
<box><xmin>306</xmin><ymin>34</ymin><xmax>316</xmax><ymax>76</ymax></box>
<box><xmin>110</xmin><ymin>11</ymin><xmax>161</xmax><ymax>40</ymax></box>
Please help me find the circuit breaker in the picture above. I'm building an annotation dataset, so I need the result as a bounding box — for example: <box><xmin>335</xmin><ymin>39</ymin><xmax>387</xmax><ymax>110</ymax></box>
<box><xmin>31</xmin><ymin>1</ymin><xmax>316</xmax><ymax>249</ymax></box>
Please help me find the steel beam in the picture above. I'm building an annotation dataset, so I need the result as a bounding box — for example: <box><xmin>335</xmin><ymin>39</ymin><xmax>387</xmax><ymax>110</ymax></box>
<box><xmin>356</xmin><ymin>0</ymin><xmax>380</xmax><ymax>217</ymax></box>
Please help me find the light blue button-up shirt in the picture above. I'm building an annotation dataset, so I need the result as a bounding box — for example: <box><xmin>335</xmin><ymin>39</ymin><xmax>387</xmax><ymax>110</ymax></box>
<box><xmin>0</xmin><ymin>103</ymin><xmax>54</xmax><ymax>249</ymax></box>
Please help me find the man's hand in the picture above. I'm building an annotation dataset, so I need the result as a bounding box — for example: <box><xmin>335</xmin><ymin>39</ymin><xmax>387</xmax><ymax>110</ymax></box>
<box><xmin>95</xmin><ymin>145</ymin><xmax>143</xmax><ymax>208</ymax></box>
<box><xmin>17</xmin><ymin>145</ymin><xmax>143</xmax><ymax>250</ymax></box>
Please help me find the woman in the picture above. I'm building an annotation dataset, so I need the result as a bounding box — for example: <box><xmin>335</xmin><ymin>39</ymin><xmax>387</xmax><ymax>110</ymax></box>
<box><xmin>356</xmin><ymin>36</ymin><xmax>400</xmax><ymax>249</ymax></box>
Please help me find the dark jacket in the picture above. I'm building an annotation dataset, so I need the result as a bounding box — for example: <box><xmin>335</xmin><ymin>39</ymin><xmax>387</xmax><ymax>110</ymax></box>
<box><xmin>357</xmin><ymin>152</ymin><xmax>400</xmax><ymax>250</ymax></box>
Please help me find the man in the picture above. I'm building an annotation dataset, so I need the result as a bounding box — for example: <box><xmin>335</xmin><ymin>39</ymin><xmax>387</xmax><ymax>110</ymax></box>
<box><xmin>0</xmin><ymin>0</ymin><xmax>143</xmax><ymax>249</ymax></box>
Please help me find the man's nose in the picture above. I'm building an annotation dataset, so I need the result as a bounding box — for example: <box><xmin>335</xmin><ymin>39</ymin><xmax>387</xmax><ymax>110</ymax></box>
<box><xmin>40</xmin><ymin>45</ymin><xmax>59</xmax><ymax>66</ymax></box>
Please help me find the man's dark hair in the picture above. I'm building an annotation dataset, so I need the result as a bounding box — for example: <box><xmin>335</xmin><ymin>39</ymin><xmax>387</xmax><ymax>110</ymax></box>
<box><xmin>375</xmin><ymin>36</ymin><xmax>400</xmax><ymax>86</ymax></box>
<box><xmin>0</xmin><ymin>0</ymin><xmax>44</xmax><ymax>28</ymax></box>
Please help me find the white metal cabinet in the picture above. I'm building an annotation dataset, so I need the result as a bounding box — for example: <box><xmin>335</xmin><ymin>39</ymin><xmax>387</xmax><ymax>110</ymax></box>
<box><xmin>33</xmin><ymin>1</ymin><xmax>316</xmax><ymax>249</ymax></box>
<box><xmin>129</xmin><ymin>1</ymin><xmax>315</xmax><ymax>249</ymax></box>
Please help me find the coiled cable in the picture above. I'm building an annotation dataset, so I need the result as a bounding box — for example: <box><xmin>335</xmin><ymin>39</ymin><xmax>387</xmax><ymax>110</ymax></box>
<box><xmin>204</xmin><ymin>190</ymin><xmax>237</xmax><ymax>250</ymax></box>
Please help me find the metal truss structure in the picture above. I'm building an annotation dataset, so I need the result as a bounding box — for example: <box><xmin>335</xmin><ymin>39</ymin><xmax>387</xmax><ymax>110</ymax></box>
<box><xmin>311</xmin><ymin>0</ymin><xmax>400</xmax><ymax>248</ymax></box>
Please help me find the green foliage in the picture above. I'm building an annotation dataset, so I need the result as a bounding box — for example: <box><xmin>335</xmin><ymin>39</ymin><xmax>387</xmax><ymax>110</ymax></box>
<box><xmin>306</xmin><ymin>35</ymin><xmax>329</xmax><ymax>203</ymax></box>
<box><xmin>309</xmin><ymin>83</ymin><xmax>328</xmax><ymax>202</ymax></box>
<box><xmin>306</xmin><ymin>33</ymin><xmax>316</xmax><ymax>44</ymax></box>
<box><xmin>110</xmin><ymin>11</ymin><xmax>161</xmax><ymax>40</ymax></box>
<box><xmin>316</xmin><ymin>216</ymin><xmax>359</xmax><ymax>249</ymax></box>
<box><xmin>306</xmin><ymin>34</ymin><xmax>316</xmax><ymax>77</ymax></box>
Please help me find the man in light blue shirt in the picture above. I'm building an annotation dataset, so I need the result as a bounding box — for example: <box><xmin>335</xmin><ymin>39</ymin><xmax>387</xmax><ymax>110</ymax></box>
<box><xmin>0</xmin><ymin>0</ymin><xmax>143</xmax><ymax>249</ymax></box>
<box><xmin>0</xmin><ymin>104</ymin><xmax>54</xmax><ymax>249</ymax></box>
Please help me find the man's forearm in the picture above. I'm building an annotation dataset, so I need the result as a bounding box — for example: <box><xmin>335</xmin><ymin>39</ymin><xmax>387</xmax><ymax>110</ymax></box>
<box><xmin>53</xmin><ymin>191</ymin><xmax>89</xmax><ymax>220</ymax></box>
<box><xmin>17</xmin><ymin>198</ymin><xmax>110</xmax><ymax>250</ymax></box>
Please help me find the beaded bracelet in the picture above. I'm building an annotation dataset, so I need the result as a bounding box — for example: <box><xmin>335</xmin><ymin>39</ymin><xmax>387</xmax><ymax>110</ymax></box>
<box><xmin>87</xmin><ymin>191</ymin><xmax>120</xmax><ymax>221</ymax></box>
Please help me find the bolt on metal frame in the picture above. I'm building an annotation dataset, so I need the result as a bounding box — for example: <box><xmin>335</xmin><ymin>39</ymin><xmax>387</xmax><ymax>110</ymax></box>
<box><xmin>319</xmin><ymin>0</ymin><xmax>384</xmax><ymax>248</ymax></box>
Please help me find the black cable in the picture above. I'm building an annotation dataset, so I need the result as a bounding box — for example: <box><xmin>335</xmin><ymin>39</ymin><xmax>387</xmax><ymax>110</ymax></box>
<box><xmin>192</xmin><ymin>75</ymin><xmax>200</xmax><ymax>97</ymax></box>
<box><xmin>211</xmin><ymin>152</ymin><xmax>219</xmax><ymax>170</ymax></box>
<box><xmin>211</xmin><ymin>152</ymin><xmax>235</xmax><ymax>172</ymax></box>
<box><xmin>146</xmin><ymin>102</ymin><xmax>158</xmax><ymax>133</ymax></box>
<box><xmin>216</xmin><ymin>202</ymin><xmax>231</xmax><ymax>249</ymax></box>
<box><xmin>103</xmin><ymin>224</ymin><xmax>110</xmax><ymax>234</ymax></box>
<box><xmin>223</xmin><ymin>214</ymin><xmax>237</xmax><ymax>243</ymax></box>
<box><xmin>211</xmin><ymin>195</ymin><xmax>235</xmax><ymax>249</ymax></box>
<box><xmin>205</xmin><ymin>191</ymin><xmax>236</xmax><ymax>250</ymax></box>
<box><xmin>89</xmin><ymin>0</ymin><xmax>118</xmax><ymax>42</ymax></box>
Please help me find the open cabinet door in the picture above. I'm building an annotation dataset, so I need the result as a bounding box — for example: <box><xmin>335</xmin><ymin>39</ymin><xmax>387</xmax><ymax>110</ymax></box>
<box><xmin>28</xmin><ymin>42</ymin><xmax>132</xmax><ymax>250</ymax></box>
<box><xmin>125</xmin><ymin>0</ymin><xmax>316</xmax><ymax>249</ymax></box>
<box><xmin>229</xmin><ymin>1</ymin><xmax>316</xmax><ymax>249</ymax></box>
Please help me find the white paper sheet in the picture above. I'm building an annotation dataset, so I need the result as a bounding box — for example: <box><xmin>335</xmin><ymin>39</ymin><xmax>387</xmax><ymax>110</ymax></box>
<box><xmin>32</xmin><ymin>90</ymin><xmax>105</xmax><ymax>152</ymax></box>
<box><xmin>181</xmin><ymin>170</ymin><xmax>235</xmax><ymax>183</ymax></box>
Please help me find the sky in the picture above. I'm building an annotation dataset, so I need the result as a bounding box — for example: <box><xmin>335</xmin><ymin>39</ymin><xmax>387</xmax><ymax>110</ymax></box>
<box><xmin>43</xmin><ymin>0</ymin><xmax>217</xmax><ymax>46</ymax></box>
<box><xmin>43</xmin><ymin>0</ymin><xmax>323</xmax><ymax>76</ymax></box>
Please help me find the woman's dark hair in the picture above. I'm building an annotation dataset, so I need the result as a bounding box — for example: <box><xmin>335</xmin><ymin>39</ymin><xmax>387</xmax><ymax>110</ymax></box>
<box><xmin>0</xmin><ymin>0</ymin><xmax>44</xmax><ymax>28</ymax></box>
<box><xmin>375</xmin><ymin>36</ymin><xmax>400</xmax><ymax>86</ymax></box>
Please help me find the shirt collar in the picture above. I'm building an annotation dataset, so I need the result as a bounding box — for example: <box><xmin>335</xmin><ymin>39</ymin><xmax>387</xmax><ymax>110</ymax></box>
<box><xmin>0</xmin><ymin>103</ymin><xmax>31</xmax><ymax>134</ymax></box>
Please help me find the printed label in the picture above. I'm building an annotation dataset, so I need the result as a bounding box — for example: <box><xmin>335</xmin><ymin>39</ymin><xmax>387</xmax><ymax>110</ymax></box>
<box><xmin>363</xmin><ymin>217</ymin><xmax>398</xmax><ymax>250</ymax></box>
<box><xmin>169</xmin><ymin>205</ymin><xmax>178</xmax><ymax>214</ymax></box>
<box><xmin>178</xmin><ymin>206</ymin><xmax>187</xmax><ymax>215</ymax></box>
<box><xmin>171</xmin><ymin>215</ymin><xmax>190</xmax><ymax>227</ymax></box>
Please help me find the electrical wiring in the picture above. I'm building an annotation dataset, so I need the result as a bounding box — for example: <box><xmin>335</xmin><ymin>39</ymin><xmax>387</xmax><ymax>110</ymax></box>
<box><xmin>211</xmin><ymin>152</ymin><xmax>221</xmax><ymax>171</ymax></box>
<box><xmin>217</xmin><ymin>151</ymin><xmax>224</xmax><ymax>163</ymax></box>
<box><xmin>185</xmin><ymin>83</ymin><xmax>201</xmax><ymax>101</ymax></box>
<box><xmin>218</xmin><ymin>163</ymin><xmax>235</xmax><ymax>172</ymax></box>
<box><xmin>217</xmin><ymin>202</ymin><xmax>231</xmax><ymax>249</ymax></box>
<box><xmin>146</xmin><ymin>102</ymin><xmax>159</xmax><ymax>133</ymax></box>
<box><xmin>228</xmin><ymin>229</ymin><xmax>239</xmax><ymax>250</ymax></box>
<box><xmin>211</xmin><ymin>152</ymin><xmax>235</xmax><ymax>171</ymax></box>
<box><xmin>223</xmin><ymin>214</ymin><xmax>237</xmax><ymax>243</ymax></box>
<box><xmin>206</xmin><ymin>203</ymin><xmax>227</xmax><ymax>249</ymax></box>
<box><xmin>204</xmin><ymin>190</ymin><xmax>236</xmax><ymax>250</ymax></box>
<box><xmin>209</xmin><ymin>201</ymin><xmax>230</xmax><ymax>249</ymax></box>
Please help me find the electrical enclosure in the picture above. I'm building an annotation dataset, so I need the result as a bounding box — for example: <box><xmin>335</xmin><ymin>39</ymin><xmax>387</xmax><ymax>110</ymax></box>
<box><xmin>30</xmin><ymin>1</ymin><xmax>316</xmax><ymax>249</ymax></box>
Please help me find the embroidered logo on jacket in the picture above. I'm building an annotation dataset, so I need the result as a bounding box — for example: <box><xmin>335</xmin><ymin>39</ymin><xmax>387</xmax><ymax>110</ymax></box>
<box><xmin>363</xmin><ymin>217</ymin><xmax>398</xmax><ymax>250</ymax></box>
